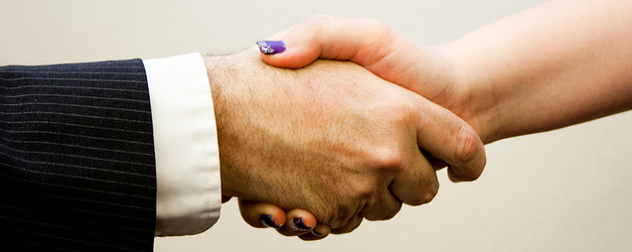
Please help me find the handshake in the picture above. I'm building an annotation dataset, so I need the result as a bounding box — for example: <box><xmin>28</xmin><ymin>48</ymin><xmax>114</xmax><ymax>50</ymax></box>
<box><xmin>213</xmin><ymin>16</ymin><xmax>489</xmax><ymax>240</ymax></box>
<box><xmin>206</xmin><ymin>2</ymin><xmax>632</xmax><ymax>239</ymax></box>
<box><xmin>5</xmin><ymin>1</ymin><xmax>630</xmax><ymax>249</ymax></box>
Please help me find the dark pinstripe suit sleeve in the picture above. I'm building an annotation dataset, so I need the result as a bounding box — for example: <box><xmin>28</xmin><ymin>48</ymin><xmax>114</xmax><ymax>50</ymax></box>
<box><xmin>0</xmin><ymin>59</ymin><xmax>157</xmax><ymax>251</ymax></box>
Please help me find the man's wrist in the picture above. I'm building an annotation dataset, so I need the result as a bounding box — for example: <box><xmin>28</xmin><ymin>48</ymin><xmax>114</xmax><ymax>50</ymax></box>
<box><xmin>202</xmin><ymin>52</ymin><xmax>255</xmax><ymax>200</ymax></box>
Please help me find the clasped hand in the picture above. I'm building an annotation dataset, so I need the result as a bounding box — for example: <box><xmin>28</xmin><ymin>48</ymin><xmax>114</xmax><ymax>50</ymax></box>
<box><xmin>211</xmin><ymin>16</ymin><xmax>487</xmax><ymax>240</ymax></box>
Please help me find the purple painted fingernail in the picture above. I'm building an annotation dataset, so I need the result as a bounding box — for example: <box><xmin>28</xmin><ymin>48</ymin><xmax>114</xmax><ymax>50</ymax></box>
<box><xmin>256</xmin><ymin>40</ymin><xmax>287</xmax><ymax>55</ymax></box>
<box><xmin>259</xmin><ymin>214</ymin><xmax>282</xmax><ymax>229</ymax></box>
<box><xmin>290</xmin><ymin>217</ymin><xmax>311</xmax><ymax>232</ymax></box>
<box><xmin>310</xmin><ymin>228</ymin><xmax>323</xmax><ymax>236</ymax></box>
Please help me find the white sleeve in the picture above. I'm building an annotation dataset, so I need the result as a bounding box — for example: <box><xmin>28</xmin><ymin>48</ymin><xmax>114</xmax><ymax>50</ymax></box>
<box><xmin>142</xmin><ymin>53</ymin><xmax>221</xmax><ymax>236</ymax></box>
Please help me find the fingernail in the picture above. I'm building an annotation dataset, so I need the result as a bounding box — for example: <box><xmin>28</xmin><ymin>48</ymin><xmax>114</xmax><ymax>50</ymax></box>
<box><xmin>290</xmin><ymin>217</ymin><xmax>311</xmax><ymax>232</ymax></box>
<box><xmin>256</xmin><ymin>40</ymin><xmax>286</xmax><ymax>55</ymax></box>
<box><xmin>259</xmin><ymin>214</ymin><xmax>282</xmax><ymax>229</ymax></box>
<box><xmin>310</xmin><ymin>228</ymin><xmax>323</xmax><ymax>236</ymax></box>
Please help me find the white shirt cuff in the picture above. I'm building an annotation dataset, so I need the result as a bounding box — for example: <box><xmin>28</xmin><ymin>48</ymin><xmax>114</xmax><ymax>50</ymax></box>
<box><xmin>143</xmin><ymin>53</ymin><xmax>221</xmax><ymax>236</ymax></box>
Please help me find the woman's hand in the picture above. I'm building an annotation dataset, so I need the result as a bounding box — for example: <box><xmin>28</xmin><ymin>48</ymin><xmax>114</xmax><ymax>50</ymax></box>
<box><xmin>238</xmin><ymin>199</ymin><xmax>330</xmax><ymax>241</ymax></box>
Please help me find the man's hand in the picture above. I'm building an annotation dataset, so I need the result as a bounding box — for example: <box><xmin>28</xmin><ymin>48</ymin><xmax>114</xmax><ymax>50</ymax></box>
<box><xmin>206</xmin><ymin>47</ymin><xmax>485</xmax><ymax>234</ymax></box>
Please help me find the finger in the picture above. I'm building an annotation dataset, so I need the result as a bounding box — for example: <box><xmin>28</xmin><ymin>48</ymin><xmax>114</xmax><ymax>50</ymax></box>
<box><xmin>420</xmin><ymin>148</ymin><xmax>450</xmax><ymax>170</ymax></box>
<box><xmin>257</xmin><ymin>16</ymin><xmax>433</xmax><ymax>93</ymax></box>
<box><xmin>298</xmin><ymin>224</ymin><xmax>331</xmax><ymax>241</ymax></box>
<box><xmin>357</xmin><ymin>187</ymin><xmax>403</xmax><ymax>221</ymax></box>
<box><xmin>276</xmin><ymin>209</ymin><xmax>318</xmax><ymax>236</ymax></box>
<box><xmin>238</xmin><ymin>199</ymin><xmax>286</xmax><ymax>229</ymax></box>
<box><xmin>389</xmin><ymin>150</ymin><xmax>440</xmax><ymax>206</ymax></box>
<box><xmin>258</xmin><ymin>15</ymin><xmax>398</xmax><ymax>68</ymax></box>
<box><xmin>330</xmin><ymin>216</ymin><xmax>363</xmax><ymax>234</ymax></box>
<box><xmin>413</xmin><ymin>96</ymin><xmax>487</xmax><ymax>182</ymax></box>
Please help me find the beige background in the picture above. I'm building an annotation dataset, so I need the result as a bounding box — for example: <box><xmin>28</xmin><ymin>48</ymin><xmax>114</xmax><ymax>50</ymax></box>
<box><xmin>2</xmin><ymin>0</ymin><xmax>632</xmax><ymax>251</ymax></box>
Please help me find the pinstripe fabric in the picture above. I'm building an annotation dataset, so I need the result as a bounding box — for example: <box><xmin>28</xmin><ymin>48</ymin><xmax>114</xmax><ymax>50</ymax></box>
<box><xmin>0</xmin><ymin>59</ymin><xmax>157</xmax><ymax>251</ymax></box>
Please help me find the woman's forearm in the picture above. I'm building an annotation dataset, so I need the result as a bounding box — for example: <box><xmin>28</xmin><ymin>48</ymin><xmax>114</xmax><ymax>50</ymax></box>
<box><xmin>448</xmin><ymin>0</ymin><xmax>632</xmax><ymax>143</ymax></box>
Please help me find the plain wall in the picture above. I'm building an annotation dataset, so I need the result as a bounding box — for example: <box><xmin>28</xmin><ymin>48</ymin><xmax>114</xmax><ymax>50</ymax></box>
<box><xmin>2</xmin><ymin>0</ymin><xmax>632</xmax><ymax>251</ymax></box>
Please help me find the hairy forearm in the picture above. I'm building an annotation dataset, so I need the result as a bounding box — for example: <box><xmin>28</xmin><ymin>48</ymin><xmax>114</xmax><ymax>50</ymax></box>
<box><xmin>445</xmin><ymin>0</ymin><xmax>632</xmax><ymax>143</ymax></box>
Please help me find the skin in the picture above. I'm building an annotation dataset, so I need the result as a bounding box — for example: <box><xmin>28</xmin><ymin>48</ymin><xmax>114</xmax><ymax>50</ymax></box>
<box><xmin>203</xmin><ymin>48</ymin><xmax>485</xmax><ymax>235</ymax></box>
<box><xmin>242</xmin><ymin>0</ymin><xmax>632</xmax><ymax>240</ymax></box>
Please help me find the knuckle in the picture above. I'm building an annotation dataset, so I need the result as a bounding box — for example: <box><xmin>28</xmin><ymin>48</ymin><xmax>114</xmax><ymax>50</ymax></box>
<box><xmin>422</xmin><ymin>182</ymin><xmax>439</xmax><ymax>204</ymax></box>
<box><xmin>317</xmin><ymin>203</ymin><xmax>349</xmax><ymax>230</ymax></box>
<box><xmin>361</xmin><ymin>200</ymin><xmax>402</xmax><ymax>221</ymax></box>
<box><xmin>360</xmin><ymin>18</ymin><xmax>396</xmax><ymax>51</ymax></box>
<box><xmin>298</xmin><ymin>15</ymin><xmax>331</xmax><ymax>36</ymax></box>
<box><xmin>301</xmin><ymin>15</ymin><xmax>339</xmax><ymax>43</ymax></box>
<box><xmin>393</xmin><ymin>98</ymin><xmax>418</xmax><ymax>122</ymax></box>
<box><xmin>455</xmin><ymin>125</ymin><xmax>479</xmax><ymax>163</ymax></box>
<box><xmin>331</xmin><ymin>216</ymin><xmax>363</xmax><ymax>234</ymax></box>
<box><xmin>368</xmin><ymin>146</ymin><xmax>409</xmax><ymax>173</ymax></box>
<box><xmin>350</xmin><ymin>182</ymin><xmax>377</xmax><ymax>200</ymax></box>
<box><xmin>453</xmin><ymin>125</ymin><xmax>486</xmax><ymax>180</ymax></box>
<box><xmin>378</xmin><ymin>203</ymin><xmax>403</xmax><ymax>220</ymax></box>
<box><xmin>407</xmin><ymin>182</ymin><xmax>439</xmax><ymax>206</ymax></box>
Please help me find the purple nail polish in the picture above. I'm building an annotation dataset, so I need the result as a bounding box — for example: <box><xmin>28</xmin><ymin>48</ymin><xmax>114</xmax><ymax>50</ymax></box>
<box><xmin>259</xmin><ymin>214</ymin><xmax>282</xmax><ymax>229</ymax></box>
<box><xmin>310</xmin><ymin>228</ymin><xmax>323</xmax><ymax>236</ymax></box>
<box><xmin>256</xmin><ymin>40</ymin><xmax>286</xmax><ymax>55</ymax></box>
<box><xmin>290</xmin><ymin>217</ymin><xmax>311</xmax><ymax>231</ymax></box>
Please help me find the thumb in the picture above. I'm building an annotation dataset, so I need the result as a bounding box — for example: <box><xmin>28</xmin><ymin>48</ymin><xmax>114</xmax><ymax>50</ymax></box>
<box><xmin>257</xmin><ymin>16</ymin><xmax>445</xmax><ymax>99</ymax></box>
<box><xmin>413</xmin><ymin>96</ymin><xmax>487</xmax><ymax>182</ymax></box>
<box><xmin>257</xmin><ymin>15</ymin><xmax>400</xmax><ymax>69</ymax></box>
<box><xmin>255</xmin><ymin>38</ymin><xmax>320</xmax><ymax>69</ymax></box>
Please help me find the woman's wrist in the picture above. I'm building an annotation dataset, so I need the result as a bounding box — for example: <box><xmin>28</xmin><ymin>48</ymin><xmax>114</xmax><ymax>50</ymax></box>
<box><xmin>433</xmin><ymin>42</ymin><xmax>501</xmax><ymax>144</ymax></box>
